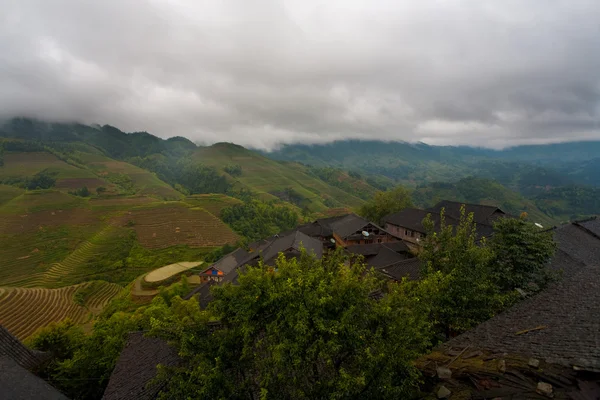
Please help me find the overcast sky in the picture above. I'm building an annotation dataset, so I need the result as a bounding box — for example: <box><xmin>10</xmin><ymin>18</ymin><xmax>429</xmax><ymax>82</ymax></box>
<box><xmin>2</xmin><ymin>0</ymin><xmax>600</xmax><ymax>150</ymax></box>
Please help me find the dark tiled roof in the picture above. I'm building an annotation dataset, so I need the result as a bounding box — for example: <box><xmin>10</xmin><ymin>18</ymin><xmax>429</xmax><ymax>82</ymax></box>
<box><xmin>102</xmin><ymin>332</ymin><xmax>181</xmax><ymax>400</ymax></box>
<box><xmin>577</xmin><ymin>216</ymin><xmax>600</xmax><ymax>238</ymax></box>
<box><xmin>378</xmin><ymin>258</ymin><xmax>421</xmax><ymax>281</ymax></box>
<box><xmin>259</xmin><ymin>231</ymin><xmax>323</xmax><ymax>262</ymax></box>
<box><xmin>328</xmin><ymin>213</ymin><xmax>371</xmax><ymax>238</ymax></box>
<box><xmin>296</xmin><ymin>215</ymin><xmax>349</xmax><ymax>238</ymax></box>
<box><xmin>365</xmin><ymin>246</ymin><xmax>410</xmax><ymax>268</ymax></box>
<box><xmin>345</xmin><ymin>241</ymin><xmax>410</xmax><ymax>256</ymax></box>
<box><xmin>442</xmin><ymin>222</ymin><xmax>600</xmax><ymax>371</ymax></box>
<box><xmin>202</xmin><ymin>248</ymin><xmax>250</xmax><ymax>275</ymax></box>
<box><xmin>553</xmin><ymin>223</ymin><xmax>600</xmax><ymax>267</ymax></box>
<box><xmin>0</xmin><ymin>324</ymin><xmax>48</xmax><ymax>370</ymax></box>
<box><xmin>186</xmin><ymin>230</ymin><xmax>321</xmax><ymax>307</ymax></box>
<box><xmin>382</xmin><ymin>208</ymin><xmax>444</xmax><ymax>233</ymax></box>
<box><xmin>0</xmin><ymin>356</ymin><xmax>68</xmax><ymax>400</ymax></box>
<box><xmin>427</xmin><ymin>200</ymin><xmax>504</xmax><ymax>226</ymax></box>
<box><xmin>383</xmin><ymin>205</ymin><xmax>498</xmax><ymax>239</ymax></box>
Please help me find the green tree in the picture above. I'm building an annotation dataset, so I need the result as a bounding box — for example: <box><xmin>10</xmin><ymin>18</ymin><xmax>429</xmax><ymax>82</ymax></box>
<box><xmin>25</xmin><ymin>170</ymin><xmax>56</xmax><ymax>190</ymax></box>
<box><xmin>154</xmin><ymin>250</ymin><xmax>431</xmax><ymax>399</ymax></box>
<box><xmin>358</xmin><ymin>186</ymin><xmax>413</xmax><ymax>224</ymax></box>
<box><xmin>96</xmin><ymin>186</ymin><xmax>107</xmax><ymax>195</ymax></box>
<box><xmin>489</xmin><ymin>216</ymin><xmax>557</xmax><ymax>292</ymax></box>
<box><xmin>26</xmin><ymin>318</ymin><xmax>85</xmax><ymax>377</ymax></box>
<box><xmin>416</xmin><ymin>207</ymin><xmax>510</xmax><ymax>337</ymax></box>
<box><xmin>221</xmin><ymin>199</ymin><xmax>298</xmax><ymax>241</ymax></box>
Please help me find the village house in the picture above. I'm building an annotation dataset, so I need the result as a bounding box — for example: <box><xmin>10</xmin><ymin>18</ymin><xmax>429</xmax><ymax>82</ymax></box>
<box><xmin>326</xmin><ymin>213</ymin><xmax>402</xmax><ymax>247</ymax></box>
<box><xmin>383</xmin><ymin>201</ymin><xmax>507</xmax><ymax>246</ymax></box>
<box><xmin>196</xmin><ymin>247</ymin><xmax>250</xmax><ymax>283</ymax></box>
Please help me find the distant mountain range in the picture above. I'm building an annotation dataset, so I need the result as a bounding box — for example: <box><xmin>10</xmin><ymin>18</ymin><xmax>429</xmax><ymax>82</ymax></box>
<box><xmin>265</xmin><ymin>140</ymin><xmax>600</xmax><ymax>187</ymax></box>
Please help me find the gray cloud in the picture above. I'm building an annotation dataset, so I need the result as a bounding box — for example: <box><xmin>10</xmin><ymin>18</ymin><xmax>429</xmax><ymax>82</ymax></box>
<box><xmin>1</xmin><ymin>0</ymin><xmax>600</xmax><ymax>150</ymax></box>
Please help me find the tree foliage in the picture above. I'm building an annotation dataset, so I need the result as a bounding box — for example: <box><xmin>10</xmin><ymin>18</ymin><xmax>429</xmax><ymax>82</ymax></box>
<box><xmin>224</xmin><ymin>164</ymin><xmax>242</xmax><ymax>177</ymax></box>
<box><xmin>489</xmin><ymin>216</ymin><xmax>557</xmax><ymax>292</ymax></box>
<box><xmin>154</xmin><ymin>250</ymin><xmax>431</xmax><ymax>399</ymax></box>
<box><xmin>25</xmin><ymin>170</ymin><xmax>57</xmax><ymax>190</ymax></box>
<box><xmin>221</xmin><ymin>199</ymin><xmax>299</xmax><ymax>242</ymax></box>
<box><xmin>69</xmin><ymin>186</ymin><xmax>91</xmax><ymax>197</ymax></box>
<box><xmin>26</xmin><ymin>280</ymin><xmax>193</xmax><ymax>400</ymax></box>
<box><xmin>358</xmin><ymin>186</ymin><xmax>413</xmax><ymax>224</ymax></box>
<box><xmin>416</xmin><ymin>208</ymin><xmax>510</xmax><ymax>337</ymax></box>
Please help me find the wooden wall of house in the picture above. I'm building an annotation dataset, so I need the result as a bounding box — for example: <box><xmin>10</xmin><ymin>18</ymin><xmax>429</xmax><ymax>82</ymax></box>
<box><xmin>335</xmin><ymin>232</ymin><xmax>402</xmax><ymax>247</ymax></box>
<box><xmin>384</xmin><ymin>223</ymin><xmax>424</xmax><ymax>245</ymax></box>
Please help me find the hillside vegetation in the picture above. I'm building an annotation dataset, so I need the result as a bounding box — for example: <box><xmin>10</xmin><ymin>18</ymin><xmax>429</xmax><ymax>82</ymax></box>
<box><xmin>194</xmin><ymin>143</ymin><xmax>369</xmax><ymax>212</ymax></box>
<box><xmin>267</xmin><ymin>141</ymin><xmax>600</xmax><ymax>220</ymax></box>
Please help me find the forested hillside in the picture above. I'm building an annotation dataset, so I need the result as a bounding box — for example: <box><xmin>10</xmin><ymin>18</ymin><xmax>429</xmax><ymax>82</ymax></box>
<box><xmin>266</xmin><ymin>140</ymin><xmax>600</xmax><ymax>188</ymax></box>
<box><xmin>266</xmin><ymin>140</ymin><xmax>600</xmax><ymax>221</ymax></box>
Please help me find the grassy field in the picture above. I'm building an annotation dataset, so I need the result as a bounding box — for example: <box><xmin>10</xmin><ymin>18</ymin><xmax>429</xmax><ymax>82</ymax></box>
<box><xmin>0</xmin><ymin>281</ymin><xmax>122</xmax><ymax>340</ymax></box>
<box><xmin>193</xmin><ymin>143</ymin><xmax>367</xmax><ymax>212</ymax></box>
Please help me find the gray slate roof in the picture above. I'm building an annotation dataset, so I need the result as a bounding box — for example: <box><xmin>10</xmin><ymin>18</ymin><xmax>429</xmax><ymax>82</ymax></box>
<box><xmin>345</xmin><ymin>241</ymin><xmax>410</xmax><ymax>256</ymax></box>
<box><xmin>0</xmin><ymin>324</ymin><xmax>47</xmax><ymax>370</ymax></box>
<box><xmin>102</xmin><ymin>332</ymin><xmax>180</xmax><ymax>400</ymax></box>
<box><xmin>259</xmin><ymin>230</ymin><xmax>323</xmax><ymax>262</ymax></box>
<box><xmin>202</xmin><ymin>247</ymin><xmax>250</xmax><ymax>275</ymax></box>
<box><xmin>577</xmin><ymin>216</ymin><xmax>600</xmax><ymax>238</ymax></box>
<box><xmin>185</xmin><ymin>230</ymin><xmax>323</xmax><ymax>307</ymax></box>
<box><xmin>328</xmin><ymin>214</ymin><xmax>371</xmax><ymax>238</ymax></box>
<box><xmin>443</xmin><ymin>221</ymin><xmax>600</xmax><ymax>372</ymax></box>
<box><xmin>427</xmin><ymin>200</ymin><xmax>505</xmax><ymax>226</ymax></box>
<box><xmin>383</xmin><ymin>203</ymin><xmax>500</xmax><ymax>239</ymax></box>
<box><xmin>382</xmin><ymin>208</ymin><xmax>439</xmax><ymax>233</ymax></box>
<box><xmin>378</xmin><ymin>258</ymin><xmax>422</xmax><ymax>281</ymax></box>
<box><xmin>0</xmin><ymin>356</ymin><xmax>68</xmax><ymax>400</ymax></box>
<box><xmin>364</xmin><ymin>245</ymin><xmax>410</xmax><ymax>269</ymax></box>
<box><xmin>296</xmin><ymin>214</ymin><xmax>349</xmax><ymax>238</ymax></box>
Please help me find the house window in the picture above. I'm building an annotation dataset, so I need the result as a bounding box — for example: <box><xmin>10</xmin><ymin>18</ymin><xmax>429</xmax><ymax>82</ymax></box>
<box><xmin>377</xmin><ymin>238</ymin><xmax>382</xmax><ymax>243</ymax></box>
<box><xmin>405</xmin><ymin>229</ymin><xmax>410</xmax><ymax>236</ymax></box>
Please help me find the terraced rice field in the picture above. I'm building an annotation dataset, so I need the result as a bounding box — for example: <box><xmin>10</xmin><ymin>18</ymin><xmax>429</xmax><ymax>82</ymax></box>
<box><xmin>193</xmin><ymin>144</ymin><xmax>366</xmax><ymax>212</ymax></box>
<box><xmin>0</xmin><ymin>228</ymin><xmax>89</xmax><ymax>287</ymax></box>
<box><xmin>185</xmin><ymin>194</ymin><xmax>243</xmax><ymax>217</ymax></box>
<box><xmin>0</xmin><ymin>190</ymin><xmax>86</xmax><ymax>214</ymax></box>
<box><xmin>0</xmin><ymin>152</ymin><xmax>80</xmax><ymax>179</ymax></box>
<box><xmin>0</xmin><ymin>184</ymin><xmax>24</xmax><ymax>206</ymax></box>
<box><xmin>0</xmin><ymin>223</ymin><xmax>129</xmax><ymax>288</ymax></box>
<box><xmin>0</xmin><ymin>208</ymin><xmax>98</xmax><ymax>234</ymax></box>
<box><xmin>89</xmin><ymin>159</ymin><xmax>182</xmax><ymax>200</ymax></box>
<box><xmin>55</xmin><ymin>177</ymin><xmax>112</xmax><ymax>191</ymax></box>
<box><xmin>132</xmin><ymin>206</ymin><xmax>239</xmax><ymax>249</ymax></box>
<box><xmin>42</xmin><ymin>224</ymin><xmax>125</xmax><ymax>285</ymax></box>
<box><xmin>0</xmin><ymin>281</ymin><xmax>122</xmax><ymax>340</ymax></box>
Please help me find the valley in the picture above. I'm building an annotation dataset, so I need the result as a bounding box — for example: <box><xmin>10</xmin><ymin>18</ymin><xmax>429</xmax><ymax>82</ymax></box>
<box><xmin>0</xmin><ymin>117</ymin><xmax>598</xmax><ymax>341</ymax></box>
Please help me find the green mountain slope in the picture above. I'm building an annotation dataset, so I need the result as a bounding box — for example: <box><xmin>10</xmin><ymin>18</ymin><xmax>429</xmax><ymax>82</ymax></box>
<box><xmin>194</xmin><ymin>143</ymin><xmax>370</xmax><ymax>212</ymax></box>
